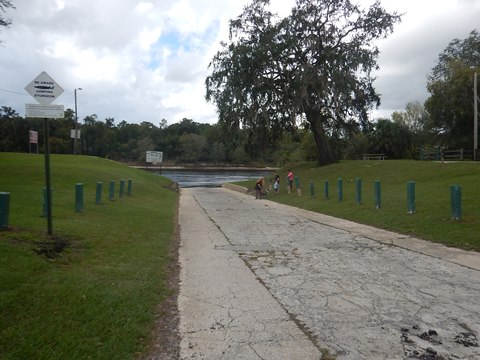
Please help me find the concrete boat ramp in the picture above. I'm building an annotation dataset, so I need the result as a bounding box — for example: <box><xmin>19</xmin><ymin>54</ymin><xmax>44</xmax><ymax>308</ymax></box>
<box><xmin>178</xmin><ymin>187</ymin><xmax>480</xmax><ymax>359</ymax></box>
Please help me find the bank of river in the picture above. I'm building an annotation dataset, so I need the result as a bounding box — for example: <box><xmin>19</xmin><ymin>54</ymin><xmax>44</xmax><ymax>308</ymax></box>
<box><xmin>157</xmin><ymin>168</ymin><xmax>276</xmax><ymax>188</ymax></box>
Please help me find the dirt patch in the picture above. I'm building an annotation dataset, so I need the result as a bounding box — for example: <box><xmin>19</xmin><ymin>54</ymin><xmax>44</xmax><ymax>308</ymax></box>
<box><xmin>33</xmin><ymin>235</ymin><xmax>70</xmax><ymax>259</ymax></box>
<box><xmin>2</xmin><ymin>227</ymin><xmax>77</xmax><ymax>260</ymax></box>
<box><xmin>401</xmin><ymin>324</ymin><xmax>479</xmax><ymax>359</ymax></box>
<box><xmin>455</xmin><ymin>331</ymin><xmax>478</xmax><ymax>347</ymax></box>
<box><xmin>138</xmin><ymin>202</ymin><xmax>181</xmax><ymax>360</ymax></box>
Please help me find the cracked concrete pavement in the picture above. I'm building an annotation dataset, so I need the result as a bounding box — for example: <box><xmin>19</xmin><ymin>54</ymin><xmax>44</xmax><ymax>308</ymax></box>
<box><xmin>178</xmin><ymin>187</ymin><xmax>480</xmax><ymax>359</ymax></box>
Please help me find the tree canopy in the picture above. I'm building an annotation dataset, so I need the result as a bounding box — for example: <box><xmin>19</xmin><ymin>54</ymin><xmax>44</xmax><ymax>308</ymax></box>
<box><xmin>206</xmin><ymin>0</ymin><xmax>401</xmax><ymax>165</ymax></box>
<box><xmin>425</xmin><ymin>30</ymin><xmax>480</xmax><ymax>149</ymax></box>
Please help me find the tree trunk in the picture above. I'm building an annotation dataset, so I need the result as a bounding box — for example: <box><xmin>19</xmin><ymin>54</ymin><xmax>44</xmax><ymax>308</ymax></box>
<box><xmin>305</xmin><ymin>109</ymin><xmax>334</xmax><ymax>166</ymax></box>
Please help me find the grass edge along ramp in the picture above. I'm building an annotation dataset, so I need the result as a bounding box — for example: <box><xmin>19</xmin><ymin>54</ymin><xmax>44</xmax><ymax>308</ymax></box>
<box><xmin>241</xmin><ymin>160</ymin><xmax>480</xmax><ymax>252</ymax></box>
<box><xmin>0</xmin><ymin>153</ymin><xmax>178</xmax><ymax>360</ymax></box>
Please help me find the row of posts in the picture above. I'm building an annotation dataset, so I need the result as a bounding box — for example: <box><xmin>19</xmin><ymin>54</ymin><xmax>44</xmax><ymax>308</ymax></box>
<box><xmin>302</xmin><ymin>177</ymin><xmax>462</xmax><ymax>220</ymax></box>
<box><xmin>304</xmin><ymin>177</ymin><xmax>366</xmax><ymax>204</ymax></box>
<box><xmin>55</xmin><ymin>179</ymin><xmax>133</xmax><ymax>215</ymax></box>
<box><xmin>71</xmin><ymin>179</ymin><xmax>133</xmax><ymax>214</ymax></box>
<box><xmin>0</xmin><ymin>177</ymin><xmax>465</xmax><ymax>229</ymax></box>
<box><xmin>0</xmin><ymin>179</ymin><xmax>133</xmax><ymax>230</ymax></box>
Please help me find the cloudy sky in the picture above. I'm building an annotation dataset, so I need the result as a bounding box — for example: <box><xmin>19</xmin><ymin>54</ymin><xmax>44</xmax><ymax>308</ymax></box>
<box><xmin>0</xmin><ymin>0</ymin><xmax>478</xmax><ymax>126</ymax></box>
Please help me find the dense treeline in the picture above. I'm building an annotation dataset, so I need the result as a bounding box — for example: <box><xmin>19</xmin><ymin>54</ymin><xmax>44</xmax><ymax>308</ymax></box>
<box><xmin>0</xmin><ymin>107</ymin><xmax>247</xmax><ymax>164</ymax></box>
<box><xmin>0</xmin><ymin>97</ymin><xmax>472</xmax><ymax>165</ymax></box>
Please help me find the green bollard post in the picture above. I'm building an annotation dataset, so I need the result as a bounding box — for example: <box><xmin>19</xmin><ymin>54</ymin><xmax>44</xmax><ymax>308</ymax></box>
<box><xmin>294</xmin><ymin>176</ymin><xmax>300</xmax><ymax>189</ymax></box>
<box><xmin>450</xmin><ymin>185</ymin><xmax>462</xmax><ymax>220</ymax></box>
<box><xmin>309</xmin><ymin>181</ymin><xmax>315</xmax><ymax>198</ymax></box>
<box><xmin>337</xmin><ymin>178</ymin><xmax>343</xmax><ymax>201</ymax></box>
<box><xmin>374</xmin><ymin>180</ymin><xmax>381</xmax><ymax>209</ymax></box>
<box><xmin>119</xmin><ymin>179</ymin><xmax>125</xmax><ymax>198</ymax></box>
<box><xmin>75</xmin><ymin>183</ymin><xmax>84</xmax><ymax>213</ymax></box>
<box><xmin>109</xmin><ymin>180</ymin><xmax>115</xmax><ymax>201</ymax></box>
<box><xmin>127</xmin><ymin>179</ymin><xmax>132</xmax><ymax>196</ymax></box>
<box><xmin>450</xmin><ymin>185</ymin><xmax>456</xmax><ymax>218</ymax></box>
<box><xmin>456</xmin><ymin>186</ymin><xmax>462</xmax><ymax>220</ymax></box>
<box><xmin>42</xmin><ymin>188</ymin><xmax>46</xmax><ymax>217</ymax></box>
<box><xmin>407</xmin><ymin>181</ymin><xmax>416</xmax><ymax>214</ymax></box>
<box><xmin>42</xmin><ymin>187</ymin><xmax>53</xmax><ymax>218</ymax></box>
<box><xmin>294</xmin><ymin>176</ymin><xmax>302</xmax><ymax>196</ymax></box>
<box><xmin>355</xmin><ymin>178</ymin><xmax>362</xmax><ymax>205</ymax></box>
<box><xmin>95</xmin><ymin>182</ymin><xmax>103</xmax><ymax>205</ymax></box>
<box><xmin>0</xmin><ymin>192</ymin><xmax>10</xmax><ymax>229</ymax></box>
<box><xmin>324</xmin><ymin>180</ymin><xmax>329</xmax><ymax>200</ymax></box>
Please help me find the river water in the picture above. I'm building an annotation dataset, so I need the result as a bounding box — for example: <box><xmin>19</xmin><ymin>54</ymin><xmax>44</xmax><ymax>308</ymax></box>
<box><xmin>158</xmin><ymin>169</ymin><xmax>274</xmax><ymax>188</ymax></box>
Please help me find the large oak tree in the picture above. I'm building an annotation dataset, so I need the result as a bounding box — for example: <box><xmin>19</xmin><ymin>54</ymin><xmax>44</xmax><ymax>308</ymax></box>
<box><xmin>206</xmin><ymin>0</ymin><xmax>401</xmax><ymax>165</ymax></box>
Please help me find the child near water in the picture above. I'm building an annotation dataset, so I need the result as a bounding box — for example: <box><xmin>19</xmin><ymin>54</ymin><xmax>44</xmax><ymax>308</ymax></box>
<box><xmin>273</xmin><ymin>178</ymin><xmax>279</xmax><ymax>195</ymax></box>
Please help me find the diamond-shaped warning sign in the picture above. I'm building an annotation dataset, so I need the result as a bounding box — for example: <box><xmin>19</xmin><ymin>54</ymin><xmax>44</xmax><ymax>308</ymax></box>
<box><xmin>25</xmin><ymin>71</ymin><xmax>64</xmax><ymax>105</ymax></box>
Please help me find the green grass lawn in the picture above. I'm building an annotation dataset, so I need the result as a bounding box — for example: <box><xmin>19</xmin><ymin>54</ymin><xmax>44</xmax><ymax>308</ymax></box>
<box><xmin>240</xmin><ymin>160</ymin><xmax>480</xmax><ymax>251</ymax></box>
<box><xmin>0</xmin><ymin>153</ymin><xmax>178</xmax><ymax>360</ymax></box>
<box><xmin>2</xmin><ymin>154</ymin><xmax>479</xmax><ymax>358</ymax></box>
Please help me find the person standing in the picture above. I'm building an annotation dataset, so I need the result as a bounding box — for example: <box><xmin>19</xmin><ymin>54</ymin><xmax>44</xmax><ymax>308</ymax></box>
<box><xmin>255</xmin><ymin>177</ymin><xmax>265</xmax><ymax>199</ymax></box>
<box><xmin>287</xmin><ymin>170</ymin><xmax>294</xmax><ymax>193</ymax></box>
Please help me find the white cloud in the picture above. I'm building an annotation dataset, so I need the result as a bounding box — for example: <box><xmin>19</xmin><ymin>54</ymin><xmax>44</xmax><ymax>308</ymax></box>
<box><xmin>138</xmin><ymin>26</ymin><xmax>163</xmax><ymax>51</ymax></box>
<box><xmin>134</xmin><ymin>1</ymin><xmax>154</xmax><ymax>14</ymax></box>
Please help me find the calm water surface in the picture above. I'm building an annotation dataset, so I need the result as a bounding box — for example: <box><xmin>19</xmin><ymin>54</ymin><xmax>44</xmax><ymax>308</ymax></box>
<box><xmin>158</xmin><ymin>169</ymin><xmax>273</xmax><ymax>188</ymax></box>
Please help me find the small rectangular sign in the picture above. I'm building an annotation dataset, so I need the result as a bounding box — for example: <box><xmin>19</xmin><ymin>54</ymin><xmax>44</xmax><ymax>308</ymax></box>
<box><xmin>146</xmin><ymin>151</ymin><xmax>163</xmax><ymax>163</ymax></box>
<box><xmin>29</xmin><ymin>130</ymin><xmax>38</xmax><ymax>144</ymax></box>
<box><xmin>26</xmin><ymin>104</ymin><xmax>64</xmax><ymax>118</ymax></box>
<box><xmin>70</xmin><ymin>129</ymin><xmax>81</xmax><ymax>139</ymax></box>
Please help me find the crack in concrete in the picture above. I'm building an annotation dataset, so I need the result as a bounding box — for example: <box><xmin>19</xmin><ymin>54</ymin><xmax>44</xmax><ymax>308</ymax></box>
<box><xmin>180</xmin><ymin>191</ymin><xmax>323</xmax><ymax>359</ymax></box>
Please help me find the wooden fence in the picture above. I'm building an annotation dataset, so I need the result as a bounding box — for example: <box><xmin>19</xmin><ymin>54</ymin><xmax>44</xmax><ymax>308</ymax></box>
<box><xmin>419</xmin><ymin>148</ymin><xmax>474</xmax><ymax>161</ymax></box>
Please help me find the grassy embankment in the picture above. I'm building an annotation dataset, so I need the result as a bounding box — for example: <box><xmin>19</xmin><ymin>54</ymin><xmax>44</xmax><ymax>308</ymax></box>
<box><xmin>239</xmin><ymin>160</ymin><xmax>480</xmax><ymax>251</ymax></box>
<box><xmin>0</xmin><ymin>153</ymin><xmax>178</xmax><ymax>360</ymax></box>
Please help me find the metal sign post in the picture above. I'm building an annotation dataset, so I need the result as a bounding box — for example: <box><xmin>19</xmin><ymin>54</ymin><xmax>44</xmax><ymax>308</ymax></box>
<box><xmin>25</xmin><ymin>71</ymin><xmax>64</xmax><ymax>235</ymax></box>
<box><xmin>43</xmin><ymin>118</ymin><xmax>53</xmax><ymax>234</ymax></box>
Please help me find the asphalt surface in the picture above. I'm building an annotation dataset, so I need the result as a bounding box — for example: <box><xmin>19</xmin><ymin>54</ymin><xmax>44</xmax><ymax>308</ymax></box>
<box><xmin>178</xmin><ymin>187</ymin><xmax>480</xmax><ymax>359</ymax></box>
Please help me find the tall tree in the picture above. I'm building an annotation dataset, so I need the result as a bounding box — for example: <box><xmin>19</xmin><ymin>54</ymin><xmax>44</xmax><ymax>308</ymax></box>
<box><xmin>392</xmin><ymin>101</ymin><xmax>430</xmax><ymax>158</ymax></box>
<box><xmin>430</xmin><ymin>30</ymin><xmax>480</xmax><ymax>81</ymax></box>
<box><xmin>206</xmin><ymin>0</ymin><xmax>401</xmax><ymax>165</ymax></box>
<box><xmin>0</xmin><ymin>106</ymin><xmax>21</xmax><ymax>151</ymax></box>
<box><xmin>368</xmin><ymin>118</ymin><xmax>411</xmax><ymax>159</ymax></box>
<box><xmin>425</xmin><ymin>30</ymin><xmax>480</xmax><ymax>149</ymax></box>
<box><xmin>179</xmin><ymin>133</ymin><xmax>207</xmax><ymax>162</ymax></box>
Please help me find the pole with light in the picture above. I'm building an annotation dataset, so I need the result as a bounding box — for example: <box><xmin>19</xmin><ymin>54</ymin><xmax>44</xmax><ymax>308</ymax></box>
<box><xmin>74</xmin><ymin>87</ymin><xmax>82</xmax><ymax>155</ymax></box>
